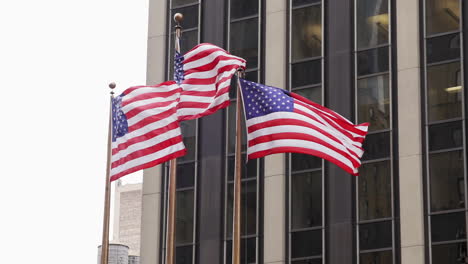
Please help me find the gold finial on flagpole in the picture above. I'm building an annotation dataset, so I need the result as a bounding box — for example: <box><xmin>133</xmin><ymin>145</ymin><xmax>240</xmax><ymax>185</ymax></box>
<box><xmin>109</xmin><ymin>82</ymin><xmax>116</xmax><ymax>95</ymax></box>
<box><xmin>174</xmin><ymin>13</ymin><xmax>184</xmax><ymax>24</ymax></box>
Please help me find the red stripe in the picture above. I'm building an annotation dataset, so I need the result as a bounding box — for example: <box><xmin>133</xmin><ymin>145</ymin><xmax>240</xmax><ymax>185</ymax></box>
<box><xmin>178</xmin><ymin>100</ymin><xmax>230</xmax><ymax>121</ymax></box>
<box><xmin>248</xmin><ymin>132</ymin><xmax>361</xmax><ymax>167</ymax></box>
<box><xmin>181</xmin><ymin>90</ymin><xmax>216</xmax><ymax>97</ymax></box>
<box><xmin>247</xmin><ymin>146</ymin><xmax>359</xmax><ymax>176</ymax></box>
<box><xmin>112</xmin><ymin>121</ymin><xmax>181</xmax><ymax>155</ymax></box>
<box><xmin>111</xmin><ymin>135</ymin><xmax>184</xmax><ymax>169</ymax></box>
<box><xmin>122</xmin><ymin>89</ymin><xmax>181</xmax><ymax>107</ymax></box>
<box><xmin>128</xmin><ymin>108</ymin><xmax>176</xmax><ymax>132</ymax></box>
<box><xmin>182</xmin><ymin>64</ymin><xmax>240</xmax><ymax>85</ymax></box>
<box><xmin>110</xmin><ymin>149</ymin><xmax>186</xmax><ymax>181</ymax></box>
<box><xmin>122</xmin><ymin>81</ymin><xmax>177</xmax><ymax>95</ymax></box>
<box><xmin>124</xmin><ymin>99</ymin><xmax>178</xmax><ymax>120</ymax></box>
<box><xmin>184</xmin><ymin>56</ymin><xmax>244</xmax><ymax>75</ymax></box>
<box><xmin>178</xmin><ymin>101</ymin><xmax>211</xmax><ymax>109</ymax></box>
<box><xmin>247</xmin><ymin>117</ymin><xmax>361</xmax><ymax>150</ymax></box>
<box><xmin>183</xmin><ymin>46</ymin><xmax>227</xmax><ymax>64</ymax></box>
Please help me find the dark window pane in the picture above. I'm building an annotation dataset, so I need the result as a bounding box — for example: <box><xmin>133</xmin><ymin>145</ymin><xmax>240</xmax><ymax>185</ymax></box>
<box><xmin>293</xmin><ymin>0</ymin><xmax>321</xmax><ymax>6</ymax></box>
<box><xmin>291</xmin><ymin>5</ymin><xmax>322</xmax><ymax>60</ymax></box>
<box><xmin>432</xmin><ymin>243</ymin><xmax>467</xmax><ymax>264</ymax></box>
<box><xmin>427</xmin><ymin>33</ymin><xmax>460</xmax><ymax>63</ymax></box>
<box><xmin>230</xmin><ymin>18</ymin><xmax>259</xmax><ymax>69</ymax></box>
<box><xmin>242</xmin><ymin>237</ymin><xmax>256</xmax><ymax>263</ymax></box>
<box><xmin>172</xmin><ymin>0</ymin><xmax>198</xmax><ymax>7</ymax></box>
<box><xmin>291</xmin><ymin>230</ymin><xmax>322</xmax><ymax>258</ymax></box>
<box><xmin>292</xmin><ymin>86</ymin><xmax>322</xmax><ymax>103</ymax></box>
<box><xmin>426</xmin><ymin>0</ymin><xmax>460</xmax><ymax>36</ymax></box>
<box><xmin>362</xmin><ymin>132</ymin><xmax>391</xmax><ymax>161</ymax></box>
<box><xmin>179</xmin><ymin>119</ymin><xmax>197</xmax><ymax>162</ymax></box>
<box><xmin>227</xmin><ymin>155</ymin><xmax>257</xmax><ymax>181</ymax></box>
<box><xmin>291</xmin><ymin>59</ymin><xmax>321</xmax><ymax>88</ymax></box>
<box><xmin>176</xmin><ymin>190</ymin><xmax>194</xmax><ymax>244</ymax></box>
<box><xmin>431</xmin><ymin>212</ymin><xmax>466</xmax><ymax>242</ymax></box>
<box><xmin>291</xmin><ymin>153</ymin><xmax>322</xmax><ymax>171</ymax></box>
<box><xmin>177</xmin><ymin>162</ymin><xmax>195</xmax><ymax>189</ymax></box>
<box><xmin>358</xmin><ymin>161</ymin><xmax>392</xmax><ymax>221</ymax></box>
<box><xmin>228</xmin><ymin>102</ymin><xmax>236</xmax><ymax>154</ymax></box>
<box><xmin>357</xmin><ymin>0</ymin><xmax>389</xmax><ymax>49</ymax></box>
<box><xmin>176</xmin><ymin>245</ymin><xmax>193</xmax><ymax>264</ymax></box>
<box><xmin>171</xmin><ymin>5</ymin><xmax>199</xmax><ymax>29</ymax></box>
<box><xmin>429</xmin><ymin>151</ymin><xmax>464</xmax><ymax>212</ymax></box>
<box><xmin>230</xmin><ymin>0</ymin><xmax>258</xmax><ymax>20</ymax></box>
<box><xmin>357</xmin><ymin>47</ymin><xmax>389</xmax><ymax>76</ymax></box>
<box><xmin>357</xmin><ymin>74</ymin><xmax>390</xmax><ymax>131</ymax></box>
<box><xmin>427</xmin><ymin>62</ymin><xmax>462</xmax><ymax>122</ymax></box>
<box><xmin>245</xmin><ymin>70</ymin><xmax>258</xmax><ymax>82</ymax></box>
<box><xmin>292</xmin><ymin>259</ymin><xmax>322</xmax><ymax>264</ymax></box>
<box><xmin>292</xmin><ymin>171</ymin><xmax>322</xmax><ymax>228</ymax></box>
<box><xmin>429</xmin><ymin>121</ymin><xmax>463</xmax><ymax>151</ymax></box>
<box><xmin>359</xmin><ymin>221</ymin><xmax>392</xmax><ymax>250</ymax></box>
<box><xmin>226</xmin><ymin>181</ymin><xmax>257</xmax><ymax>237</ymax></box>
<box><xmin>360</xmin><ymin>250</ymin><xmax>392</xmax><ymax>264</ymax></box>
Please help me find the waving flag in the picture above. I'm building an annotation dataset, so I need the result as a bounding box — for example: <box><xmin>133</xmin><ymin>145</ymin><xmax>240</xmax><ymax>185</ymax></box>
<box><xmin>239</xmin><ymin>79</ymin><xmax>369</xmax><ymax>175</ymax></box>
<box><xmin>175</xmin><ymin>43</ymin><xmax>246</xmax><ymax>120</ymax></box>
<box><xmin>110</xmin><ymin>81</ymin><xmax>187</xmax><ymax>181</ymax></box>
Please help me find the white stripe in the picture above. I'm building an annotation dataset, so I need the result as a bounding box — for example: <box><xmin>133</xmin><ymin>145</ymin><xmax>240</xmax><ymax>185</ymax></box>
<box><xmin>122</xmin><ymin>93</ymin><xmax>179</xmax><ymax>113</ymax></box>
<box><xmin>112</xmin><ymin>113</ymin><xmax>178</xmax><ymax>147</ymax></box>
<box><xmin>123</xmin><ymin>84</ymin><xmax>180</xmax><ymax>101</ymax></box>
<box><xmin>126</xmin><ymin>101</ymin><xmax>178</xmax><ymax>127</ymax></box>
<box><xmin>183</xmin><ymin>44</ymin><xmax>218</xmax><ymax>60</ymax></box>
<box><xmin>184</xmin><ymin>59</ymin><xmax>244</xmax><ymax>79</ymax></box>
<box><xmin>111</xmin><ymin>141</ymin><xmax>185</xmax><ymax>176</ymax></box>
<box><xmin>248</xmin><ymin>125</ymin><xmax>363</xmax><ymax>160</ymax></box>
<box><xmin>179</xmin><ymin>94</ymin><xmax>213</xmax><ymax>104</ymax></box>
<box><xmin>245</xmin><ymin>111</ymin><xmax>364</xmax><ymax>154</ymax></box>
<box><xmin>248</xmin><ymin>139</ymin><xmax>356</xmax><ymax>171</ymax></box>
<box><xmin>111</xmin><ymin>127</ymin><xmax>182</xmax><ymax>163</ymax></box>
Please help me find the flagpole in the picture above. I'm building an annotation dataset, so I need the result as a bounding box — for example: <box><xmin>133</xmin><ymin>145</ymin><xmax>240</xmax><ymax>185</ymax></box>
<box><xmin>166</xmin><ymin>12</ymin><xmax>183</xmax><ymax>264</ymax></box>
<box><xmin>100</xmin><ymin>82</ymin><xmax>115</xmax><ymax>264</ymax></box>
<box><xmin>232</xmin><ymin>70</ymin><xmax>245</xmax><ymax>264</ymax></box>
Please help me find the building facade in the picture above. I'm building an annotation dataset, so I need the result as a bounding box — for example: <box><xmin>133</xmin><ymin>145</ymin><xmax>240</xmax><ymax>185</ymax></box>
<box><xmin>140</xmin><ymin>0</ymin><xmax>468</xmax><ymax>263</ymax></box>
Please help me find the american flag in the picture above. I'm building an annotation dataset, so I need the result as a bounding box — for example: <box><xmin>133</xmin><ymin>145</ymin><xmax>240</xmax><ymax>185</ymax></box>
<box><xmin>175</xmin><ymin>43</ymin><xmax>246</xmax><ymax>121</ymax></box>
<box><xmin>110</xmin><ymin>81</ymin><xmax>187</xmax><ymax>181</ymax></box>
<box><xmin>239</xmin><ymin>79</ymin><xmax>369</xmax><ymax>175</ymax></box>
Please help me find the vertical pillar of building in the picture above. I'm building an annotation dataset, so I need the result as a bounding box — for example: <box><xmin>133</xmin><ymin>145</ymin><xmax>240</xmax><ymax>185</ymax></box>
<box><xmin>325</xmin><ymin>0</ymin><xmax>355</xmax><ymax>263</ymax></box>
<box><xmin>141</xmin><ymin>0</ymin><xmax>167</xmax><ymax>263</ymax></box>
<box><xmin>396</xmin><ymin>0</ymin><xmax>425</xmax><ymax>263</ymax></box>
<box><xmin>263</xmin><ymin>1</ymin><xmax>287</xmax><ymax>264</ymax></box>
<box><xmin>197</xmin><ymin>0</ymin><xmax>226</xmax><ymax>263</ymax></box>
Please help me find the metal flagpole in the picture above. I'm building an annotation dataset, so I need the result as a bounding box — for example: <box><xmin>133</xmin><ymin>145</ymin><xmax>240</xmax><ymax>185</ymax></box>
<box><xmin>232</xmin><ymin>70</ymin><xmax>245</xmax><ymax>264</ymax></box>
<box><xmin>100</xmin><ymin>82</ymin><xmax>116</xmax><ymax>264</ymax></box>
<box><xmin>166</xmin><ymin>12</ymin><xmax>183</xmax><ymax>264</ymax></box>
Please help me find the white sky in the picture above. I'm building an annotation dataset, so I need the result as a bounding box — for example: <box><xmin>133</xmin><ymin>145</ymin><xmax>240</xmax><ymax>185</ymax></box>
<box><xmin>0</xmin><ymin>0</ymin><xmax>149</xmax><ymax>263</ymax></box>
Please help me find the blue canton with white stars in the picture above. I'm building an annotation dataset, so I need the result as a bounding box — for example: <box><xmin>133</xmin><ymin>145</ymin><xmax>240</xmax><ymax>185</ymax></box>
<box><xmin>174</xmin><ymin>51</ymin><xmax>185</xmax><ymax>84</ymax></box>
<box><xmin>112</xmin><ymin>95</ymin><xmax>129</xmax><ymax>142</ymax></box>
<box><xmin>239</xmin><ymin>78</ymin><xmax>294</xmax><ymax>120</ymax></box>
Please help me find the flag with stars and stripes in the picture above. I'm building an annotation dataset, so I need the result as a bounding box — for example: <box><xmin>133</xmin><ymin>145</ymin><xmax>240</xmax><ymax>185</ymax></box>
<box><xmin>239</xmin><ymin>79</ymin><xmax>369</xmax><ymax>175</ymax></box>
<box><xmin>110</xmin><ymin>81</ymin><xmax>186</xmax><ymax>181</ymax></box>
<box><xmin>175</xmin><ymin>43</ymin><xmax>246</xmax><ymax>121</ymax></box>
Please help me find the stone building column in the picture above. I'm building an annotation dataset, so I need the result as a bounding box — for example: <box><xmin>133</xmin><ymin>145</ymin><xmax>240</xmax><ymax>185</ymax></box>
<box><xmin>396</xmin><ymin>0</ymin><xmax>426</xmax><ymax>263</ymax></box>
<box><xmin>263</xmin><ymin>1</ymin><xmax>287</xmax><ymax>264</ymax></box>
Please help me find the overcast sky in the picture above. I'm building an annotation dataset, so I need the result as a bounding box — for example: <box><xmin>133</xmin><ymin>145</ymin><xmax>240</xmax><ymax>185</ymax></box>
<box><xmin>0</xmin><ymin>0</ymin><xmax>148</xmax><ymax>263</ymax></box>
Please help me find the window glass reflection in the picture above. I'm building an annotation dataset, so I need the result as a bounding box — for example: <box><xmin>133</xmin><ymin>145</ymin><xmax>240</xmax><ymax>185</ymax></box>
<box><xmin>176</xmin><ymin>190</ymin><xmax>194</xmax><ymax>244</ymax></box>
<box><xmin>429</xmin><ymin>151</ymin><xmax>464</xmax><ymax>212</ymax></box>
<box><xmin>291</xmin><ymin>230</ymin><xmax>322</xmax><ymax>258</ymax></box>
<box><xmin>293</xmin><ymin>0</ymin><xmax>321</xmax><ymax>6</ymax></box>
<box><xmin>171</xmin><ymin>5</ymin><xmax>199</xmax><ymax>30</ymax></box>
<box><xmin>431</xmin><ymin>212</ymin><xmax>466</xmax><ymax>242</ymax></box>
<box><xmin>226</xmin><ymin>181</ymin><xmax>257</xmax><ymax>237</ymax></box>
<box><xmin>357</xmin><ymin>74</ymin><xmax>390</xmax><ymax>131</ymax></box>
<box><xmin>172</xmin><ymin>0</ymin><xmax>198</xmax><ymax>8</ymax></box>
<box><xmin>292</xmin><ymin>86</ymin><xmax>322</xmax><ymax>103</ymax></box>
<box><xmin>426</xmin><ymin>0</ymin><xmax>460</xmax><ymax>36</ymax></box>
<box><xmin>357</xmin><ymin>47</ymin><xmax>389</xmax><ymax>76</ymax></box>
<box><xmin>230</xmin><ymin>0</ymin><xmax>258</xmax><ymax>20</ymax></box>
<box><xmin>362</xmin><ymin>132</ymin><xmax>391</xmax><ymax>161</ymax></box>
<box><xmin>427</xmin><ymin>62</ymin><xmax>462</xmax><ymax>122</ymax></box>
<box><xmin>360</xmin><ymin>250</ymin><xmax>392</xmax><ymax>264</ymax></box>
<box><xmin>176</xmin><ymin>245</ymin><xmax>193</xmax><ymax>264</ymax></box>
<box><xmin>291</xmin><ymin>59</ymin><xmax>322</xmax><ymax>88</ymax></box>
<box><xmin>359</xmin><ymin>221</ymin><xmax>392</xmax><ymax>250</ymax></box>
<box><xmin>429</xmin><ymin>121</ymin><xmax>463</xmax><ymax>151</ymax></box>
<box><xmin>291</xmin><ymin>153</ymin><xmax>322</xmax><ymax>171</ymax></box>
<box><xmin>358</xmin><ymin>161</ymin><xmax>392</xmax><ymax>221</ymax></box>
<box><xmin>432</xmin><ymin>243</ymin><xmax>467</xmax><ymax>264</ymax></box>
<box><xmin>230</xmin><ymin>18</ymin><xmax>259</xmax><ymax>68</ymax></box>
<box><xmin>357</xmin><ymin>0</ymin><xmax>389</xmax><ymax>49</ymax></box>
<box><xmin>292</xmin><ymin>171</ymin><xmax>322</xmax><ymax>229</ymax></box>
<box><xmin>292</xmin><ymin>5</ymin><xmax>321</xmax><ymax>61</ymax></box>
<box><xmin>179</xmin><ymin>119</ymin><xmax>197</xmax><ymax>162</ymax></box>
<box><xmin>177</xmin><ymin>162</ymin><xmax>195</xmax><ymax>189</ymax></box>
<box><xmin>427</xmin><ymin>33</ymin><xmax>460</xmax><ymax>64</ymax></box>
